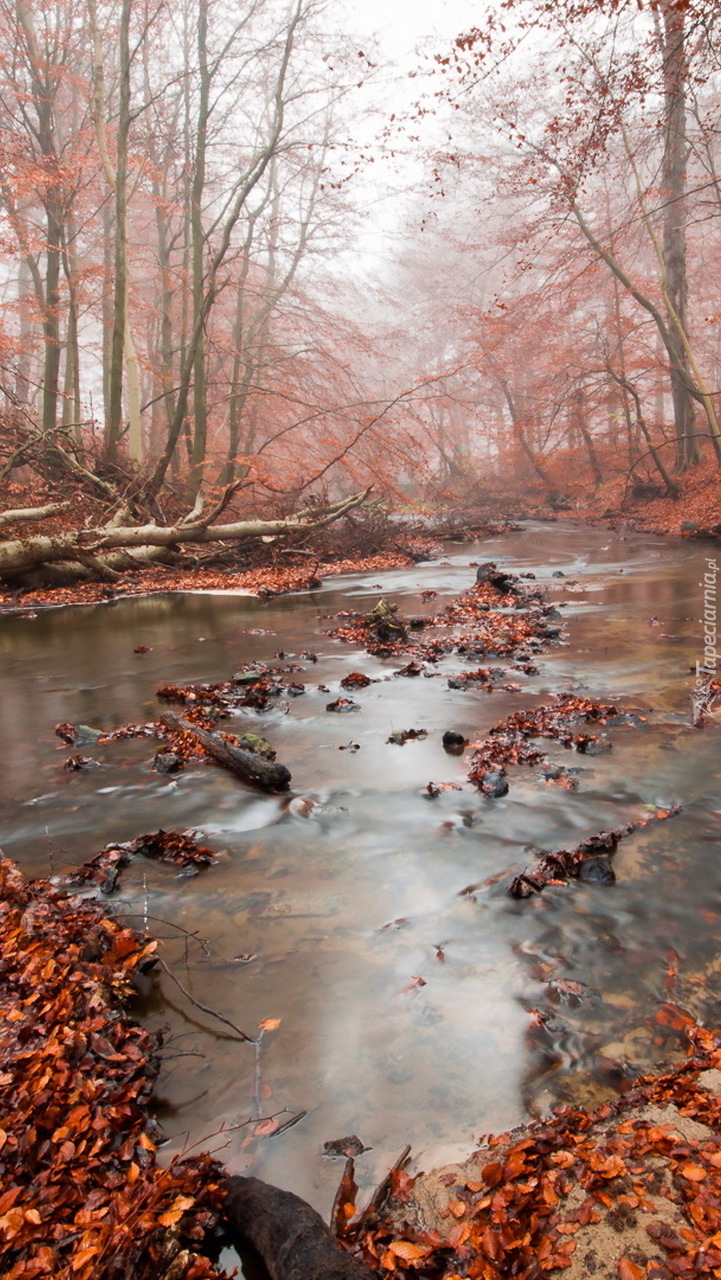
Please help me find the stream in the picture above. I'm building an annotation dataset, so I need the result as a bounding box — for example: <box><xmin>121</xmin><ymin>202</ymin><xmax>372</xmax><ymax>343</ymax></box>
<box><xmin>1</xmin><ymin>520</ymin><xmax>720</xmax><ymax>1229</ymax></box>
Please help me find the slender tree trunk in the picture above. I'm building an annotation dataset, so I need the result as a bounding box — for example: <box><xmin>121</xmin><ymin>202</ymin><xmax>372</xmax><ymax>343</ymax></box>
<box><xmin>61</xmin><ymin>212</ymin><xmax>82</xmax><ymax>443</ymax></box>
<box><xmin>188</xmin><ymin>0</ymin><xmax>210</xmax><ymax>502</ymax></box>
<box><xmin>572</xmin><ymin>387</ymin><xmax>603</xmax><ymax>485</ymax></box>
<box><xmin>660</xmin><ymin>1</ymin><xmax>699</xmax><ymax>471</ymax></box>
<box><xmin>501</xmin><ymin>380</ymin><xmax>554</xmax><ymax>489</ymax></box>
<box><xmin>105</xmin><ymin>0</ymin><xmax>130</xmax><ymax>463</ymax></box>
<box><xmin>15</xmin><ymin>257</ymin><xmax>34</xmax><ymax>407</ymax></box>
<box><xmin>41</xmin><ymin>205</ymin><xmax>63</xmax><ymax>438</ymax></box>
<box><xmin>102</xmin><ymin>203</ymin><xmax>113</xmax><ymax>427</ymax></box>
<box><xmin>16</xmin><ymin>0</ymin><xmax>64</xmax><ymax>438</ymax></box>
<box><xmin>90</xmin><ymin>0</ymin><xmax>143</xmax><ymax>464</ymax></box>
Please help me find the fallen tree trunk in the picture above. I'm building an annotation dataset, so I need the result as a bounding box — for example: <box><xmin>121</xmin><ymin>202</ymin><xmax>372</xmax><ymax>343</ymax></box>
<box><xmin>223</xmin><ymin>1176</ymin><xmax>374</xmax><ymax>1280</ymax></box>
<box><xmin>0</xmin><ymin>501</ymin><xmax>72</xmax><ymax>531</ymax></box>
<box><xmin>161</xmin><ymin>713</ymin><xmax>292</xmax><ymax>792</ymax></box>
<box><xmin>0</xmin><ymin>490</ymin><xmax>369</xmax><ymax>585</ymax></box>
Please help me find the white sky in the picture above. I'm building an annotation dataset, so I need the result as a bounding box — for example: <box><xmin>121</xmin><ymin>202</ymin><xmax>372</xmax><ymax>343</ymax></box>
<box><xmin>341</xmin><ymin>0</ymin><xmax>479</xmax><ymax>62</ymax></box>
<box><xmin>331</xmin><ymin>0</ymin><xmax>483</xmax><ymax>280</ymax></box>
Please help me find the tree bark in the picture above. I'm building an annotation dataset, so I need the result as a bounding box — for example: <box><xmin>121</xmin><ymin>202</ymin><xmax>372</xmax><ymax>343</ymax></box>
<box><xmin>161</xmin><ymin>714</ymin><xmax>291</xmax><ymax>791</ymax></box>
<box><xmin>660</xmin><ymin>1</ymin><xmax>698</xmax><ymax>470</ymax></box>
<box><xmin>187</xmin><ymin>0</ymin><xmax>210</xmax><ymax>502</ymax></box>
<box><xmin>0</xmin><ymin>490</ymin><xmax>369</xmax><ymax>583</ymax></box>
<box><xmin>223</xmin><ymin>1176</ymin><xmax>373</xmax><ymax>1280</ymax></box>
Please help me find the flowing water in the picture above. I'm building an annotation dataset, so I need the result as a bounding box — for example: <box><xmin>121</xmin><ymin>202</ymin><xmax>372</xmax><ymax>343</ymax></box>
<box><xmin>1</xmin><ymin>521</ymin><xmax>720</xmax><ymax>1228</ymax></box>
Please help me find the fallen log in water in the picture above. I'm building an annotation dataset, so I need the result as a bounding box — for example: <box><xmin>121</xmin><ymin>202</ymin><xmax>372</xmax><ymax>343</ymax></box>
<box><xmin>160</xmin><ymin>713</ymin><xmax>292</xmax><ymax>792</ymax></box>
<box><xmin>224</xmin><ymin>1176</ymin><xmax>374</xmax><ymax>1280</ymax></box>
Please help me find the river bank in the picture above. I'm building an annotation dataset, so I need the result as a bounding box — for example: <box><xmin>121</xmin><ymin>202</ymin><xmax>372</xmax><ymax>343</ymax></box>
<box><xmin>500</xmin><ymin>457</ymin><xmax>721</xmax><ymax>542</ymax></box>
<box><xmin>0</xmin><ymin>550</ymin><xmax>434</xmax><ymax>614</ymax></box>
<box><xmin>0</xmin><ymin>855</ymin><xmax>230</xmax><ymax>1280</ymax></box>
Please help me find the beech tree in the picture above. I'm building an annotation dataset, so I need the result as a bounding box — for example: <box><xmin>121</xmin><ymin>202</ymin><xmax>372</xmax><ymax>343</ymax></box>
<box><xmin>434</xmin><ymin>0</ymin><xmax>721</xmax><ymax>475</ymax></box>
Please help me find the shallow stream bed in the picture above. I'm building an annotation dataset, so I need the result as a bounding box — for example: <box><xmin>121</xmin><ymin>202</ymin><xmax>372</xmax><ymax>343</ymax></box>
<box><xmin>1</xmin><ymin>521</ymin><xmax>719</xmax><ymax>1223</ymax></box>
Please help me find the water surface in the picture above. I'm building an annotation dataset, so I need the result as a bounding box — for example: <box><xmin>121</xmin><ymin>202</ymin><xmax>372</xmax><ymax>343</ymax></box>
<box><xmin>1</xmin><ymin>521</ymin><xmax>719</xmax><ymax>1220</ymax></box>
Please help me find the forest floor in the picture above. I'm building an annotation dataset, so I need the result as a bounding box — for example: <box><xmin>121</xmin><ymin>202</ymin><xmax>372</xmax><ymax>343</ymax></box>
<box><xmin>0</xmin><ymin>854</ymin><xmax>231</xmax><ymax>1280</ymax></box>
<box><xmin>524</xmin><ymin>456</ymin><xmax>721</xmax><ymax>541</ymax></box>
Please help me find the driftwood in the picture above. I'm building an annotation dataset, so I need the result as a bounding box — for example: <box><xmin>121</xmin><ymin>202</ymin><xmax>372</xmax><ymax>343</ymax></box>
<box><xmin>161</xmin><ymin>713</ymin><xmax>291</xmax><ymax>792</ymax></box>
<box><xmin>224</xmin><ymin>1176</ymin><xmax>374</xmax><ymax>1280</ymax></box>
<box><xmin>0</xmin><ymin>489</ymin><xmax>369</xmax><ymax>585</ymax></box>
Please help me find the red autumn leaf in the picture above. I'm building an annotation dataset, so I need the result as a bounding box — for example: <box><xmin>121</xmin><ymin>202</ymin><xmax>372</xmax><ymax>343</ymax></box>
<box><xmin>388</xmin><ymin>1241</ymin><xmax>429</xmax><ymax>1263</ymax></box>
<box><xmin>617</xmin><ymin>1260</ymin><xmax>645</xmax><ymax>1280</ymax></box>
<box><xmin>254</xmin><ymin>1118</ymin><xmax>279</xmax><ymax>1136</ymax></box>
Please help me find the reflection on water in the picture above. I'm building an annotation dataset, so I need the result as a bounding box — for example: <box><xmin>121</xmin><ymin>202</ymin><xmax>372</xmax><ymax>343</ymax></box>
<box><xmin>1</xmin><ymin>521</ymin><xmax>720</xmax><ymax>1218</ymax></box>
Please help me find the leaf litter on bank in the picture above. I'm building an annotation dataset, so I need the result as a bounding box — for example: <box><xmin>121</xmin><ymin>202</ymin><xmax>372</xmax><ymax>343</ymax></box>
<box><xmin>341</xmin><ymin>1020</ymin><xmax>721</xmax><ymax>1280</ymax></box>
<box><xmin>0</xmin><ymin>857</ymin><xmax>231</xmax><ymax>1280</ymax></box>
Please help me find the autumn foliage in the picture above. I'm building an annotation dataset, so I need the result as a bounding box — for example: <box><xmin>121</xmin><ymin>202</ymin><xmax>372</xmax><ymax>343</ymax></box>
<box><xmin>340</xmin><ymin>1019</ymin><xmax>721</xmax><ymax>1280</ymax></box>
<box><xmin>0</xmin><ymin>858</ymin><xmax>229</xmax><ymax>1280</ymax></box>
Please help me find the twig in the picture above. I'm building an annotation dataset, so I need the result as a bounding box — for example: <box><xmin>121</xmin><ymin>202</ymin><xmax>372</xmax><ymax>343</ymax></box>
<box><xmin>162</xmin><ymin>1050</ymin><xmax>207</xmax><ymax>1061</ymax></box>
<box><xmin>254</xmin><ymin>1037</ymin><xmax>263</xmax><ymax>1116</ymax></box>
<box><xmin>118</xmin><ymin>911</ymin><xmax>212</xmax><ymax>955</ymax></box>
<box><xmin>157</xmin><ymin>956</ymin><xmax>258</xmax><ymax>1044</ymax></box>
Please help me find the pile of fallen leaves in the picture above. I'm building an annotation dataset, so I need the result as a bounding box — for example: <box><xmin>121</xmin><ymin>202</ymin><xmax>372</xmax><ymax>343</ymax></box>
<box><xmin>340</xmin><ymin>1019</ymin><xmax>721</xmax><ymax>1280</ymax></box>
<box><xmin>0</xmin><ymin>857</ymin><xmax>230</xmax><ymax>1280</ymax></box>
<box><xmin>507</xmin><ymin>809</ymin><xmax>681</xmax><ymax>898</ymax></box>
<box><xmin>52</xmin><ymin>829</ymin><xmax>219</xmax><ymax>895</ymax></box>
<box><xmin>156</xmin><ymin>665</ymin><xmax>295</xmax><ymax>715</ymax></box>
<box><xmin>327</xmin><ymin>575</ymin><xmax>561</xmax><ymax>664</ymax></box>
<box><xmin>467</xmin><ymin>695</ymin><xmax>644</xmax><ymax>795</ymax></box>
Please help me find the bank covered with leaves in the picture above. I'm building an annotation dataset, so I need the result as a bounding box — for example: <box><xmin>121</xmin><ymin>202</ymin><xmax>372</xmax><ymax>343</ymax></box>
<box><xmin>0</xmin><ymin>856</ymin><xmax>230</xmax><ymax>1280</ymax></box>
<box><xmin>348</xmin><ymin>1015</ymin><xmax>721</xmax><ymax>1280</ymax></box>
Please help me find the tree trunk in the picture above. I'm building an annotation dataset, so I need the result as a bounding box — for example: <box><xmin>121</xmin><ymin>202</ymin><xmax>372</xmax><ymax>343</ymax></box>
<box><xmin>223</xmin><ymin>1177</ymin><xmax>372</xmax><ymax>1280</ymax></box>
<box><xmin>15</xmin><ymin>257</ymin><xmax>35</xmax><ymax>407</ymax></box>
<box><xmin>500</xmin><ymin>381</ymin><xmax>554</xmax><ymax>490</ymax></box>
<box><xmin>105</xmin><ymin>0</ymin><xmax>130</xmax><ymax>463</ymax></box>
<box><xmin>0</xmin><ymin>490</ymin><xmax>369</xmax><ymax>584</ymax></box>
<box><xmin>188</xmin><ymin>0</ymin><xmax>210</xmax><ymax>502</ymax></box>
<box><xmin>161</xmin><ymin>714</ymin><xmax>291</xmax><ymax>791</ymax></box>
<box><xmin>91</xmin><ymin>0</ymin><xmax>143</xmax><ymax>465</ymax></box>
<box><xmin>660</xmin><ymin>1</ymin><xmax>699</xmax><ymax>471</ymax></box>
